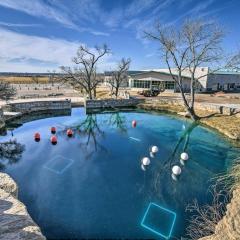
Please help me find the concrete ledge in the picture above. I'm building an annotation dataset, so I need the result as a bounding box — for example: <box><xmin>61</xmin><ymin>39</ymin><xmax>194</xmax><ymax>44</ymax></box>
<box><xmin>85</xmin><ymin>98</ymin><xmax>144</xmax><ymax>111</ymax></box>
<box><xmin>7</xmin><ymin>99</ymin><xmax>71</xmax><ymax>113</ymax></box>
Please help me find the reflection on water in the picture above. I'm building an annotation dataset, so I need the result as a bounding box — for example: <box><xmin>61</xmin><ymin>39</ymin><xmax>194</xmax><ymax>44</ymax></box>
<box><xmin>108</xmin><ymin>112</ymin><xmax>127</xmax><ymax>132</ymax></box>
<box><xmin>0</xmin><ymin>139</ymin><xmax>25</xmax><ymax>169</ymax></box>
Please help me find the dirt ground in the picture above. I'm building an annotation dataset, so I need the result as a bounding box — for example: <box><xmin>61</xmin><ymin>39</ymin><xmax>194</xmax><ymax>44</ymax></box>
<box><xmin>1</xmin><ymin>83</ymin><xmax>240</xmax><ymax>107</ymax></box>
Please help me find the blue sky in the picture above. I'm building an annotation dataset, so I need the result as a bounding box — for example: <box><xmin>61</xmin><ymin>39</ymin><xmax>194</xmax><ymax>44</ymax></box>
<box><xmin>0</xmin><ymin>0</ymin><xmax>239</xmax><ymax>73</ymax></box>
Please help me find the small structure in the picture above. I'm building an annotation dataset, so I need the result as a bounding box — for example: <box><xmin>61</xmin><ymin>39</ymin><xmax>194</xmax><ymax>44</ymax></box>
<box><xmin>7</xmin><ymin>99</ymin><xmax>71</xmax><ymax>113</ymax></box>
<box><xmin>84</xmin><ymin>98</ymin><xmax>143</xmax><ymax>113</ymax></box>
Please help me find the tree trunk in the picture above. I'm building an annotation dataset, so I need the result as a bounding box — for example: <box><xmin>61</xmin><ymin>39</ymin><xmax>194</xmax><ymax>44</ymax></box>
<box><xmin>178</xmin><ymin>85</ymin><xmax>199</xmax><ymax>121</ymax></box>
<box><xmin>88</xmin><ymin>88</ymin><xmax>93</xmax><ymax>99</ymax></box>
<box><xmin>115</xmin><ymin>87</ymin><xmax>119</xmax><ymax>99</ymax></box>
<box><xmin>186</xmin><ymin>107</ymin><xmax>199</xmax><ymax>121</ymax></box>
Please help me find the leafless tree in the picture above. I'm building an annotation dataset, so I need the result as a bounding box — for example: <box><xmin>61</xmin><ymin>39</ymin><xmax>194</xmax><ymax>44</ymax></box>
<box><xmin>0</xmin><ymin>81</ymin><xmax>16</xmax><ymax>101</ymax></box>
<box><xmin>145</xmin><ymin>19</ymin><xmax>240</xmax><ymax>121</ymax></box>
<box><xmin>228</xmin><ymin>49</ymin><xmax>240</xmax><ymax>71</ymax></box>
<box><xmin>47</xmin><ymin>70</ymin><xmax>58</xmax><ymax>86</ymax></box>
<box><xmin>60</xmin><ymin>44</ymin><xmax>110</xmax><ymax>99</ymax></box>
<box><xmin>109</xmin><ymin>58</ymin><xmax>131</xmax><ymax>98</ymax></box>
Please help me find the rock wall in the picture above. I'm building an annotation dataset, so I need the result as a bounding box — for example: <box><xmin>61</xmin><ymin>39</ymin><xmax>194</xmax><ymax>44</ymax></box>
<box><xmin>0</xmin><ymin>173</ymin><xmax>46</xmax><ymax>240</ymax></box>
<box><xmin>199</xmin><ymin>187</ymin><xmax>240</xmax><ymax>240</ymax></box>
<box><xmin>0</xmin><ymin>108</ymin><xmax>5</xmax><ymax>130</ymax></box>
<box><xmin>7</xmin><ymin>99</ymin><xmax>71</xmax><ymax>113</ymax></box>
<box><xmin>85</xmin><ymin>98</ymin><xmax>144</xmax><ymax>111</ymax></box>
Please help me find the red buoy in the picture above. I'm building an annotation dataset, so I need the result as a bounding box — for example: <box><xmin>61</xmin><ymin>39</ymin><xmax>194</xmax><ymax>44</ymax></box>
<box><xmin>34</xmin><ymin>132</ymin><xmax>40</xmax><ymax>142</ymax></box>
<box><xmin>50</xmin><ymin>135</ymin><xmax>57</xmax><ymax>145</ymax></box>
<box><xmin>51</xmin><ymin>126</ymin><xmax>56</xmax><ymax>134</ymax></box>
<box><xmin>67</xmin><ymin>129</ymin><xmax>73</xmax><ymax>137</ymax></box>
<box><xmin>132</xmin><ymin>120</ymin><xmax>137</xmax><ymax>128</ymax></box>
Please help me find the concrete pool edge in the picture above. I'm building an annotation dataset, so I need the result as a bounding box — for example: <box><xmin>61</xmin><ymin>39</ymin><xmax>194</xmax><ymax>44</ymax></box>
<box><xmin>0</xmin><ymin>172</ymin><xmax>46</xmax><ymax>240</ymax></box>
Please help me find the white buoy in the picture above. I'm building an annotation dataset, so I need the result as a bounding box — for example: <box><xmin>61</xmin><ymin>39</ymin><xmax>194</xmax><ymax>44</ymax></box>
<box><xmin>142</xmin><ymin>157</ymin><xmax>150</xmax><ymax>166</ymax></box>
<box><xmin>151</xmin><ymin>146</ymin><xmax>159</xmax><ymax>154</ymax></box>
<box><xmin>181</xmin><ymin>152</ymin><xmax>189</xmax><ymax>161</ymax></box>
<box><xmin>172</xmin><ymin>165</ymin><xmax>181</xmax><ymax>175</ymax></box>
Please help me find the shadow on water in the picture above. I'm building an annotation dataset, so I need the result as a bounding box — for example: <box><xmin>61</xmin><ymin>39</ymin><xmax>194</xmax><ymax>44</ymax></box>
<box><xmin>6</xmin><ymin>109</ymin><xmax>71</xmax><ymax>129</ymax></box>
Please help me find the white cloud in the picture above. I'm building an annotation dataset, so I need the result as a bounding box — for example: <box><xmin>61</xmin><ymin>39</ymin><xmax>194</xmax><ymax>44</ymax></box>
<box><xmin>0</xmin><ymin>28</ymin><xmax>114</xmax><ymax>72</ymax></box>
<box><xmin>0</xmin><ymin>21</ymin><xmax>42</xmax><ymax>28</ymax></box>
<box><xmin>0</xmin><ymin>0</ymin><xmax>75</xmax><ymax>28</ymax></box>
<box><xmin>0</xmin><ymin>0</ymin><xmax>109</xmax><ymax>36</ymax></box>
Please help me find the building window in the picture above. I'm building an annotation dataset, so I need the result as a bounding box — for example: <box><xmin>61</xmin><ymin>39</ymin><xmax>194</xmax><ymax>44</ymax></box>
<box><xmin>165</xmin><ymin>81</ymin><xmax>175</xmax><ymax>89</ymax></box>
<box><xmin>133</xmin><ymin>80</ymin><xmax>150</xmax><ymax>88</ymax></box>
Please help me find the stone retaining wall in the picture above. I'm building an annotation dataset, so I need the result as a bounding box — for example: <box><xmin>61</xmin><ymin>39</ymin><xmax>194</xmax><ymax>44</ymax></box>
<box><xmin>7</xmin><ymin>99</ymin><xmax>71</xmax><ymax>113</ymax></box>
<box><xmin>0</xmin><ymin>108</ymin><xmax>5</xmax><ymax>129</ymax></box>
<box><xmin>85</xmin><ymin>98</ymin><xmax>144</xmax><ymax>111</ymax></box>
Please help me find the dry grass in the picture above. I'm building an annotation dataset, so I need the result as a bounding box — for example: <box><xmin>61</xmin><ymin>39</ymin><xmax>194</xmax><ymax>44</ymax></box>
<box><xmin>96</xmin><ymin>89</ymin><xmax>111</xmax><ymax>99</ymax></box>
<box><xmin>0</xmin><ymin>76</ymin><xmax>51</xmax><ymax>84</ymax></box>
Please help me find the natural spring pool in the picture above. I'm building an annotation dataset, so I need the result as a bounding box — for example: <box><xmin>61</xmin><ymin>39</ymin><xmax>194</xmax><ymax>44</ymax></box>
<box><xmin>1</xmin><ymin>107</ymin><xmax>240</xmax><ymax>239</ymax></box>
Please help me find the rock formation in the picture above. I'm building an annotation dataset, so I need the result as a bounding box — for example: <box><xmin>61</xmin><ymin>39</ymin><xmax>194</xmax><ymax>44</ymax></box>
<box><xmin>200</xmin><ymin>187</ymin><xmax>240</xmax><ymax>240</ymax></box>
<box><xmin>0</xmin><ymin>173</ymin><xmax>46</xmax><ymax>240</ymax></box>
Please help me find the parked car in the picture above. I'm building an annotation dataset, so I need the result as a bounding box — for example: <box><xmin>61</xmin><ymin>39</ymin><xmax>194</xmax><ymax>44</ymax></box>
<box><xmin>142</xmin><ymin>85</ymin><xmax>163</xmax><ymax>97</ymax></box>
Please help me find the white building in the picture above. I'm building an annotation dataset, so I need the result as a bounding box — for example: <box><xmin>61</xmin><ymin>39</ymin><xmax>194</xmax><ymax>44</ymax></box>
<box><xmin>104</xmin><ymin>67</ymin><xmax>240</xmax><ymax>93</ymax></box>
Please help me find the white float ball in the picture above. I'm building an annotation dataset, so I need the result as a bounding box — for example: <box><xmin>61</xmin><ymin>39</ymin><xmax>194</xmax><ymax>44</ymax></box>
<box><xmin>181</xmin><ymin>152</ymin><xmax>189</xmax><ymax>161</ymax></box>
<box><xmin>172</xmin><ymin>165</ymin><xmax>181</xmax><ymax>175</ymax></box>
<box><xmin>151</xmin><ymin>146</ymin><xmax>159</xmax><ymax>153</ymax></box>
<box><xmin>142</xmin><ymin>157</ymin><xmax>151</xmax><ymax>166</ymax></box>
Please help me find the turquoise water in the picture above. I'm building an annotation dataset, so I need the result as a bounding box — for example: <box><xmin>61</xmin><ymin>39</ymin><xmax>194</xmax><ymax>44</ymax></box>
<box><xmin>1</xmin><ymin>108</ymin><xmax>239</xmax><ymax>239</ymax></box>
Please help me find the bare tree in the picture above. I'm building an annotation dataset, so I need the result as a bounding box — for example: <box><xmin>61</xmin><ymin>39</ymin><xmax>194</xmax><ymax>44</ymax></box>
<box><xmin>47</xmin><ymin>70</ymin><xmax>58</xmax><ymax>86</ymax></box>
<box><xmin>61</xmin><ymin>44</ymin><xmax>110</xmax><ymax>99</ymax></box>
<box><xmin>145</xmin><ymin>19</ymin><xmax>237</xmax><ymax>121</ymax></box>
<box><xmin>0</xmin><ymin>81</ymin><xmax>16</xmax><ymax>101</ymax></box>
<box><xmin>109</xmin><ymin>58</ymin><xmax>131</xmax><ymax>98</ymax></box>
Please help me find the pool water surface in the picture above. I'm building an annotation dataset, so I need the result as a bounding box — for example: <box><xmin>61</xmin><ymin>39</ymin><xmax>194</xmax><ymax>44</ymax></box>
<box><xmin>1</xmin><ymin>108</ymin><xmax>239</xmax><ymax>239</ymax></box>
